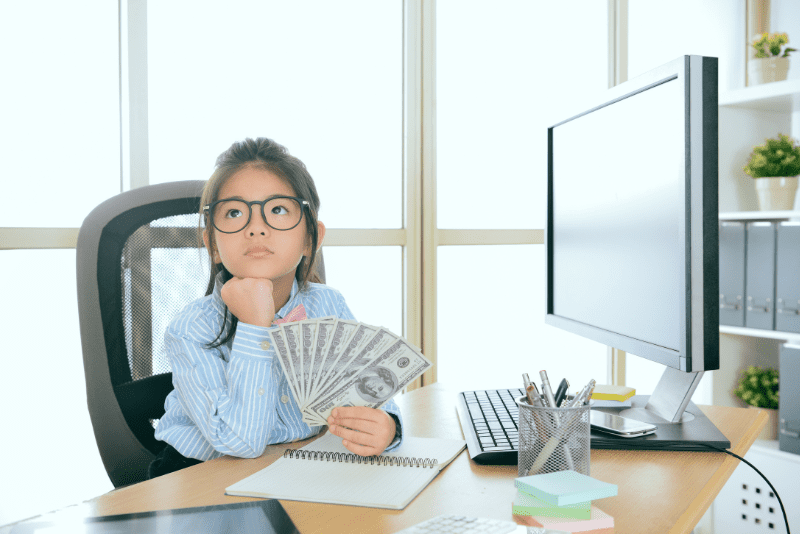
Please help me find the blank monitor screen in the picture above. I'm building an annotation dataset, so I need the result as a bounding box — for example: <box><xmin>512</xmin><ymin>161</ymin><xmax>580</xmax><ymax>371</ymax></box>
<box><xmin>552</xmin><ymin>79</ymin><xmax>683</xmax><ymax>351</ymax></box>
<box><xmin>546</xmin><ymin>55</ymin><xmax>718</xmax><ymax>374</ymax></box>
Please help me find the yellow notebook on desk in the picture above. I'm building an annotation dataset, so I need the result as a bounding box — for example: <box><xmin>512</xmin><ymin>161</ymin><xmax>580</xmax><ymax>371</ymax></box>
<box><xmin>225</xmin><ymin>433</ymin><xmax>466</xmax><ymax>510</ymax></box>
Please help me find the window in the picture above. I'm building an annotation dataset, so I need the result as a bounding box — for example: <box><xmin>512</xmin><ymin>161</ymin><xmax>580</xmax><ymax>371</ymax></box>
<box><xmin>0</xmin><ymin>1</ymin><xmax>120</xmax><ymax>229</ymax></box>
<box><xmin>0</xmin><ymin>1</ymin><xmax>120</xmax><ymax>525</ymax></box>
<box><xmin>434</xmin><ymin>0</ymin><xmax>610</xmax><ymax>388</ymax></box>
<box><xmin>0</xmin><ymin>1</ymin><xmax>616</xmax><ymax>526</ymax></box>
<box><xmin>146</xmin><ymin>1</ymin><xmax>403</xmax><ymax>230</ymax></box>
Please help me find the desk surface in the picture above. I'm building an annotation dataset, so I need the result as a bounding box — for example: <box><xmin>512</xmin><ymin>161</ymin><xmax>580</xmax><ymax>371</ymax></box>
<box><xmin>83</xmin><ymin>383</ymin><xmax>765</xmax><ymax>534</ymax></box>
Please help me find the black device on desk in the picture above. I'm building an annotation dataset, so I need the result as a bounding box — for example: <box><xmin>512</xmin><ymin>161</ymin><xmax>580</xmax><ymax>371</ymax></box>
<box><xmin>1</xmin><ymin>500</ymin><xmax>299</xmax><ymax>534</ymax></box>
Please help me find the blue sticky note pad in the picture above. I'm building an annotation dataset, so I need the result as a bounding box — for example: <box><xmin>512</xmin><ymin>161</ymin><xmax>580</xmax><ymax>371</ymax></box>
<box><xmin>515</xmin><ymin>470</ymin><xmax>618</xmax><ymax>506</ymax></box>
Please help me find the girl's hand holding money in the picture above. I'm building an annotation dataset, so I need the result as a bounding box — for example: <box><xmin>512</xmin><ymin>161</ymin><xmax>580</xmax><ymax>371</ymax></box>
<box><xmin>327</xmin><ymin>407</ymin><xmax>397</xmax><ymax>456</ymax></box>
<box><xmin>220</xmin><ymin>277</ymin><xmax>276</xmax><ymax>327</ymax></box>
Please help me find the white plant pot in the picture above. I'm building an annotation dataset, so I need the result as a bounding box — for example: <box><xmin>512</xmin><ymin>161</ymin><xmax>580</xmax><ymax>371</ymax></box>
<box><xmin>748</xmin><ymin>405</ymin><xmax>779</xmax><ymax>441</ymax></box>
<box><xmin>748</xmin><ymin>56</ymin><xmax>790</xmax><ymax>85</ymax></box>
<box><xmin>754</xmin><ymin>176</ymin><xmax>798</xmax><ymax>211</ymax></box>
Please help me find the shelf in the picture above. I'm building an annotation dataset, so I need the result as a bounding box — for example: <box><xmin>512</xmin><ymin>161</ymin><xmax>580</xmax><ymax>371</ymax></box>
<box><xmin>719</xmin><ymin>78</ymin><xmax>800</xmax><ymax>113</ymax></box>
<box><xmin>719</xmin><ymin>325</ymin><xmax>800</xmax><ymax>342</ymax></box>
<box><xmin>719</xmin><ymin>210</ymin><xmax>800</xmax><ymax>221</ymax></box>
<box><xmin>750</xmin><ymin>439</ymin><xmax>800</xmax><ymax>464</ymax></box>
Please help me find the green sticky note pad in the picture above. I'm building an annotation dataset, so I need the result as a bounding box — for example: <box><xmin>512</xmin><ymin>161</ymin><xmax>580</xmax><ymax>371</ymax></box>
<box><xmin>512</xmin><ymin>489</ymin><xmax>591</xmax><ymax>519</ymax></box>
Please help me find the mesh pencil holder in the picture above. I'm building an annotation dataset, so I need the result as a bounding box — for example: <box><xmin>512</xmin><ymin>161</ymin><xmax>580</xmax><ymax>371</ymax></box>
<box><xmin>515</xmin><ymin>395</ymin><xmax>591</xmax><ymax>477</ymax></box>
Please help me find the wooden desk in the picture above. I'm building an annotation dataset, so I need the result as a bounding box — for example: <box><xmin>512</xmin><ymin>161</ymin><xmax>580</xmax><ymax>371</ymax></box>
<box><xmin>84</xmin><ymin>383</ymin><xmax>765</xmax><ymax>534</ymax></box>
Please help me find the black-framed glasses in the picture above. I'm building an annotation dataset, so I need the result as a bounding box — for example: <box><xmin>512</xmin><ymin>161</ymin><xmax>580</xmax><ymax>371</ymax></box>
<box><xmin>203</xmin><ymin>196</ymin><xmax>310</xmax><ymax>234</ymax></box>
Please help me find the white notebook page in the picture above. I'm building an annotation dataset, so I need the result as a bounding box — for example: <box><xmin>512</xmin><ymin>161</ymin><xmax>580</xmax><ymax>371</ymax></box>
<box><xmin>227</xmin><ymin>458</ymin><xmax>438</xmax><ymax>508</ymax></box>
<box><xmin>226</xmin><ymin>434</ymin><xmax>466</xmax><ymax>509</ymax></box>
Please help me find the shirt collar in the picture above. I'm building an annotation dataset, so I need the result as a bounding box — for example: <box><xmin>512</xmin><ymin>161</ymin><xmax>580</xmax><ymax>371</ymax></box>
<box><xmin>274</xmin><ymin>278</ymin><xmax>301</xmax><ymax>321</ymax></box>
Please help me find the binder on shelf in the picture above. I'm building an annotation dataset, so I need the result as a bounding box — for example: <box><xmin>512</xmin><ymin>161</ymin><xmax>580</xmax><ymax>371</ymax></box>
<box><xmin>779</xmin><ymin>343</ymin><xmax>800</xmax><ymax>456</ymax></box>
<box><xmin>719</xmin><ymin>222</ymin><xmax>746</xmax><ymax>327</ymax></box>
<box><xmin>776</xmin><ymin>222</ymin><xmax>800</xmax><ymax>333</ymax></box>
<box><xmin>745</xmin><ymin>222</ymin><xmax>776</xmax><ymax>331</ymax></box>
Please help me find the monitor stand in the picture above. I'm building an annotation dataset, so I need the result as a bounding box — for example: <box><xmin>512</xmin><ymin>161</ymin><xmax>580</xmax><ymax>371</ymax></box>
<box><xmin>590</xmin><ymin>367</ymin><xmax>731</xmax><ymax>451</ymax></box>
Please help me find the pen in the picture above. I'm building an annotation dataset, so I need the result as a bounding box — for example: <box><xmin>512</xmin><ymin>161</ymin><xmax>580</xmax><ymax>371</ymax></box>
<box><xmin>576</xmin><ymin>379</ymin><xmax>596</xmax><ymax>406</ymax></box>
<box><xmin>554</xmin><ymin>378</ymin><xmax>570</xmax><ymax>407</ymax></box>
<box><xmin>584</xmin><ymin>382</ymin><xmax>596</xmax><ymax>404</ymax></box>
<box><xmin>522</xmin><ymin>373</ymin><xmax>536</xmax><ymax>405</ymax></box>
<box><xmin>523</xmin><ymin>374</ymin><xmax>548</xmax><ymax>443</ymax></box>
<box><xmin>539</xmin><ymin>371</ymin><xmax>575</xmax><ymax>472</ymax></box>
<box><xmin>567</xmin><ymin>379</ymin><xmax>597</xmax><ymax>408</ymax></box>
<box><xmin>529</xmin><ymin>382</ymin><xmax>543</xmax><ymax>406</ymax></box>
<box><xmin>523</xmin><ymin>372</ymin><xmax>545</xmax><ymax>406</ymax></box>
<box><xmin>539</xmin><ymin>370</ymin><xmax>556</xmax><ymax>408</ymax></box>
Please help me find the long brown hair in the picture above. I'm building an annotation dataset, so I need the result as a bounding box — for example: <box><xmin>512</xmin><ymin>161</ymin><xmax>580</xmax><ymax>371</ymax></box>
<box><xmin>201</xmin><ymin>138</ymin><xmax>323</xmax><ymax>349</ymax></box>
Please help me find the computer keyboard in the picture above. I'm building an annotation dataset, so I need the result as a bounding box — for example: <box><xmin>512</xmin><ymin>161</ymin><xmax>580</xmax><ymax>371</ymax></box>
<box><xmin>455</xmin><ymin>388</ymin><xmax>525</xmax><ymax>465</ymax></box>
<box><xmin>394</xmin><ymin>514</ymin><xmax>521</xmax><ymax>534</ymax></box>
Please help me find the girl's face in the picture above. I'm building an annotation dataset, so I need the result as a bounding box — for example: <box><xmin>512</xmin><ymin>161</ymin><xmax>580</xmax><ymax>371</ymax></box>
<box><xmin>204</xmin><ymin>166</ymin><xmax>319</xmax><ymax>287</ymax></box>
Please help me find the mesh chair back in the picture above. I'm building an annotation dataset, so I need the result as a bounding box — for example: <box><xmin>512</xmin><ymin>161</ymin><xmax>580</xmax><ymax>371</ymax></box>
<box><xmin>77</xmin><ymin>181</ymin><xmax>207</xmax><ymax>487</ymax></box>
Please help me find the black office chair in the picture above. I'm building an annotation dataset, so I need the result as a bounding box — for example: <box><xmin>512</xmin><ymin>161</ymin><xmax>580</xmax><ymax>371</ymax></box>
<box><xmin>77</xmin><ymin>180</ymin><xmax>326</xmax><ymax>487</ymax></box>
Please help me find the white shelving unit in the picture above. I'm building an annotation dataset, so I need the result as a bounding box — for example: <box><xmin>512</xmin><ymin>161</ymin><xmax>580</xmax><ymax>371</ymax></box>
<box><xmin>719</xmin><ymin>210</ymin><xmax>800</xmax><ymax>221</ymax></box>
<box><xmin>717</xmin><ymin>81</ymin><xmax>800</xmax><ymax>341</ymax></box>
<box><xmin>713</xmin><ymin>81</ymin><xmax>800</xmax><ymax>534</ymax></box>
<box><xmin>719</xmin><ymin>78</ymin><xmax>800</xmax><ymax>113</ymax></box>
<box><xmin>719</xmin><ymin>325</ymin><xmax>800</xmax><ymax>343</ymax></box>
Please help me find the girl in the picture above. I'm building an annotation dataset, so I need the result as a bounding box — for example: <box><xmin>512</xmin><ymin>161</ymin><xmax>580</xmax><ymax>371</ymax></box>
<box><xmin>149</xmin><ymin>138</ymin><xmax>402</xmax><ymax>478</ymax></box>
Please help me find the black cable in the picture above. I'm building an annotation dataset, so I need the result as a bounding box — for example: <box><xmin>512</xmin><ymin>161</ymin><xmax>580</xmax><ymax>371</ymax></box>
<box><xmin>699</xmin><ymin>443</ymin><xmax>790</xmax><ymax>533</ymax></box>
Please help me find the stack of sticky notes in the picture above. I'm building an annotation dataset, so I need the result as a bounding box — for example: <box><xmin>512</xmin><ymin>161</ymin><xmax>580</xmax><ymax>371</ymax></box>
<box><xmin>590</xmin><ymin>385</ymin><xmax>635</xmax><ymax>408</ymax></box>
<box><xmin>513</xmin><ymin>470</ymin><xmax>617</xmax><ymax>533</ymax></box>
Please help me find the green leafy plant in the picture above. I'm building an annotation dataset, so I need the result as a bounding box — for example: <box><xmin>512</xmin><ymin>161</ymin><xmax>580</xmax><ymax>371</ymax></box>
<box><xmin>750</xmin><ymin>32</ymin><xmax>797</xmax><ymax>58</ymax></box>
<box><xmin>743</xmin><ymin>134</ymin><xmax>800</xmax><ymax>178</ymax></box>
<box><xmin>734</xmin><ymin>366</ymin><xmax>779</xmax><ymax>409</ymax></box>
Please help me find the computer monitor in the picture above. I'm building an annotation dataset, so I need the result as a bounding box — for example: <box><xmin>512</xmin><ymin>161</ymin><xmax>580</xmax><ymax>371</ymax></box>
<box><xmin>545</xmin><ymin>55</ymin><xmax>729</xmax><ymax>450</ymax></box>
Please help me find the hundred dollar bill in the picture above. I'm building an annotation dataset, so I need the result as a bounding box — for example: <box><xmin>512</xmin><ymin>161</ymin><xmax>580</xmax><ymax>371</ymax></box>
<box><xmin>269</xmin><ymin>326</ymin><xmax>302</xmax><ymax>409</ymax></box>
<box><xmin>308</xmin><ymin>337</ymin><xmax>432</xmax><ymax>421</ymax></box>
<box><xmin>302</xmin><ymin>322</ymin><xmax>388</xmax><ymax>425</ymax></box>
<box><xmin>325</xmin><ymin>327</ymin><xmax>400</xmax><ymax>389</ymax></box>
<box><xmin>313</xmin><ymin>322</ymin><xmax>378</xmax><ymax>400</ymax></box>
<box><xmin>299</xmin><ymin>320</ymin><xmax>318</xmax><ymax>404</ymax></box>
<box><xmin>308</xmin><ymin>319</ymin><xmax>359</xmax><ymax>402</ymax></box>
<box><xmin>304</xmin><ymin>318</ymin><xmax>337</xmax><ymax>410</ymax></box>
<box><xmin>280</xmin><ymin>322</ymin><xmax>303</xmax><ymax>405</ymax></box>
<box><xmin>301</xmin><ymin>327</ymin><xmax>401</xmax><ymax>425</ymax></box>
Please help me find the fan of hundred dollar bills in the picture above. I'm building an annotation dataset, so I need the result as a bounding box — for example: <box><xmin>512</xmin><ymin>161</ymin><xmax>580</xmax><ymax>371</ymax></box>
<box><xmin>269</xmin><ymin>317</ymin><xmax>432</xmax><ymax>426</ymax></box>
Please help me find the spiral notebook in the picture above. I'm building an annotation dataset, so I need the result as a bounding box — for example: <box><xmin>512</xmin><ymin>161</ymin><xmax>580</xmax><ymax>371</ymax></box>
<box><xmin>225</xmin><ymin>433</ymin><xmax>466</xmax><ymax>510</ymax></box>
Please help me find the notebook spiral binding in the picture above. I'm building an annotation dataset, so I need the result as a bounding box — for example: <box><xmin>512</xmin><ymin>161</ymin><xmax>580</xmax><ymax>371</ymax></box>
<box><xmin>283</xmin><ymin>448</ymin><xmax>438</xmax><ymax>469</ymax></box>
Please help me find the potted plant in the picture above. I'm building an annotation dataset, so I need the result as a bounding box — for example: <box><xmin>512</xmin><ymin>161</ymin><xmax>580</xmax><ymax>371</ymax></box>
<box><xmin>743</xmin><ymin>134</ymin><xmax>800</xmax><ymax>210</ymax></box>
<box><xmin>734</xmin><ymin>366</ymin><xmax>779</xmax><ymax>440</ymax></box>
<box><xmin>748</xmin><ymin>32</ymin><xmax>796</xmax><ymax>85</ymax></box>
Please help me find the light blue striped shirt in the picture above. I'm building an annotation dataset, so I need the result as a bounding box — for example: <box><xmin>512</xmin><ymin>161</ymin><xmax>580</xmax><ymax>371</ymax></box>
<box><xmin>155</xmin><ymin>274</ymin><xmax>403</xmax><ymax>461</ymax></box>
